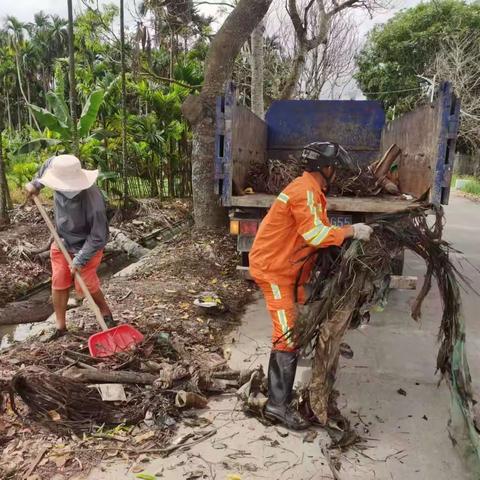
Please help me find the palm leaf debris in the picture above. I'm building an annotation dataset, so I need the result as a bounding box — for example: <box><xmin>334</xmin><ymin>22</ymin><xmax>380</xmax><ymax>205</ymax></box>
<box><xmin>294</xmin><ymin>203</ymin><xmax>480</xmax><ymax>460</ymax></box>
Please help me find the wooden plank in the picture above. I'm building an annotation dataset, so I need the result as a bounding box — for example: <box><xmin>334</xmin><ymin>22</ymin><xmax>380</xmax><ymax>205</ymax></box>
<box><xmin>389</xmin><ymin>275</ymin><xmax>417</xmax><ymax>290</ymax></box>
<box><xmin>230</xmin><ymin>193</ymin><xmax>273</xmax><ymax>208</ymax></box>
<box><xmin>381</xmin><ymin>101</ymin><xmax>441</xmax><ymax>200</ymax></box>
<box><xmin>231</xmin><ymin>105</ymin><xmax>267</xmax><ymax>195</ymax></box>
<box><xmin>230</xmin><ymin>194</ymin><xmax>415</xmax><ymax>213</ymax></box>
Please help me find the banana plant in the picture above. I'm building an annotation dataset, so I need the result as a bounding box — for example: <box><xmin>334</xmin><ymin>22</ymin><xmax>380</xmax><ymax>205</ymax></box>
<box><xmin>17</xmin><ymin>86</ymin><xmax>105</xmax><ymax>155</ymax></box>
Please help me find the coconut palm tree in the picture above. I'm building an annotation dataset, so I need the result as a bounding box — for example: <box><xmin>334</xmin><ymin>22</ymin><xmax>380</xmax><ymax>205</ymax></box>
<box><xmin>4</xmin><ymin>16</ymin><xmax>40</xmax><ymax>130</ymax></box>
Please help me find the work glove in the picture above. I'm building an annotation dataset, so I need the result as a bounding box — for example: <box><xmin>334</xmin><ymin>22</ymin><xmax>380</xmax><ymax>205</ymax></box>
<box><xmin>352</xmin><ymin>223</ymin><xmax>373</xmax><ymax>241</ymax></box>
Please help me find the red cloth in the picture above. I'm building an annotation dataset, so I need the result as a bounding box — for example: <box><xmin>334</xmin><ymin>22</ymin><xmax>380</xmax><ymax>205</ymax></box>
<box><xmin>50</xmin><ymin>243</ymin><xmax>103</xmax><ymax>295</ymax></box>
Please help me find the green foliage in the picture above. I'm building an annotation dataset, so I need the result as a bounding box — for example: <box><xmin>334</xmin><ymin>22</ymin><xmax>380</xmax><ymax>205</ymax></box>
<box><xmin>355</xmin><ymin>0</ymin><xmax>480</xmax><ymax>112</ymax></box>
<box><xmin>22</xmin><ymin>87</ymin><xmax>106</xmax><ymax>154</ymax></box>
<box><xmin>29</xmin><ymin>103</ymin><xmax>72</xmax><ymax>139</ymax></box>
<box><xmin>2</xmin><ymin>1</ymin><xmax>206</xmax><ymax>202</ymax></box>
<box><xmin>78</xmin><ymin>90</ymin><xmax>105</xmax><ymax>137</ymax></box>
<box><xmin>8</xmin><ymin>160</ymin><xmax>39</xmax><ymax>188</ymax></box>
<box><xmin>46</xmin><ymin>90</ymin><xmax>71</xmax><ymax>127</ymax></box>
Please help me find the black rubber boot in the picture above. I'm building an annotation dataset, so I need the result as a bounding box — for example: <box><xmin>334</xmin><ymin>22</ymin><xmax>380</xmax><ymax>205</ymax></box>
<box><xmin>264</xmin><ymin>350</ymin><xmax>310</xmax><ymax>430</ymax></box>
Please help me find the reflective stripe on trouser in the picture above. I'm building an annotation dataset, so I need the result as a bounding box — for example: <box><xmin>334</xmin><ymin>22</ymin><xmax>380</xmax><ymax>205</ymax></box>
<box><xmin>255</xmin><ymin>281</ymin><xmax>306</xmax><ymax>352</ymax></box>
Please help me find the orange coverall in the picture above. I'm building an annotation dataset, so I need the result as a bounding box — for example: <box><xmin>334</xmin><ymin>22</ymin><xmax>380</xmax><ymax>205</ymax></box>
<box><xmin>249</xmin><ymin>171</ymin><xmax>348</xmax><ymax>351</ymax></box>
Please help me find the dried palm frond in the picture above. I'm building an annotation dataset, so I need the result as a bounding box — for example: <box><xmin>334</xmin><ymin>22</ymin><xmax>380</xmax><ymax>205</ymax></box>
<box><xmin>9</xmin><ymin>366</ymin><xmax>143</xmax><ymax>432</ymax></box>
<box><xmin>294</xmin><ymin>204</ymin><xmax>480</xmax><ymax>457</ymax></box>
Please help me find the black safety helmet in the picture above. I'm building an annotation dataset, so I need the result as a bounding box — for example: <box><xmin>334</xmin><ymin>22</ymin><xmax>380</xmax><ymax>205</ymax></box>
<box><xmin>301</xmin><ymin>142</ymin><xmax>356</xmax><ymax>172</ymax></box>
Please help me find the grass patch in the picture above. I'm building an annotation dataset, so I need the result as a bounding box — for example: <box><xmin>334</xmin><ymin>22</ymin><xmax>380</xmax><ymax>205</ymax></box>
<box><xmin>456</xmin><ymin>175</ymin><xmax>480</xmax><ymax>197</ymax></box>
<box><xmin>7</xmin><ymin>184</ymin><xmax>54</xmax><ymax>205</ymax></box>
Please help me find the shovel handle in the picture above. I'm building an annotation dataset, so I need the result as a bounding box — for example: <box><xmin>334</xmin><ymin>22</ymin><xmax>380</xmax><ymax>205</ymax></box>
<box><xmin>33</xmin><ymin>195</ymin><xmax>109</xmax><ymax>331</ymax></box>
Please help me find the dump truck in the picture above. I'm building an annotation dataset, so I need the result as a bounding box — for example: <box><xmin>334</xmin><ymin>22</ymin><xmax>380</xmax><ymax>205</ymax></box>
<box><xmin>214</xmin><ymin>81</ymin><xmax>460</xmax><ymax>278</ymax></box>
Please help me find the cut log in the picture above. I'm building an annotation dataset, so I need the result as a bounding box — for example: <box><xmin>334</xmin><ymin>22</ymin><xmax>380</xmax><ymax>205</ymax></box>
<box><xmin>0</xmin><ymin>299</ymin><xmax>53</xmax><ymax>325</ymax></box>
<box><xmin>108</xmin><ymin>227</ymin><xmax>149</xmax><ymax>259</ymax></box>
<box><xmin>62</xmin><ymin>367</ymin><xmax>157</xmax><ymax>385</ymax></box>
<box><xmin>373</xmin><ymin>144</ymin><xmax>401</xmax><ymax>178</ymax></box>
<box><xmin>373</xmin><ymin>144</ymin><xmax>402</xmax><ymax>196</ymax></box>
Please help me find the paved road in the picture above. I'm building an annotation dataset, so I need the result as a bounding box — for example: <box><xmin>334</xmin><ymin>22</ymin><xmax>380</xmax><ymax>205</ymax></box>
<box><xmin>87</xmin><ymin>193</ymin><xmax>479</xmax><ymax>480</ymax></box>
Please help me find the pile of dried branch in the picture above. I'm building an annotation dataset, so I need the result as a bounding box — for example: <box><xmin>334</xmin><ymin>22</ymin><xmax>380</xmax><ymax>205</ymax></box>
<box><xmin>3</xmin><ymin>329</ymin><xmax>251</xmax><ymax>433</ymax></box>
<box><xmin>293</xmin><ymin>204</ymin><xmax>479</xmax><ymax>453</ymax></box>
<box><xmin>248</xmin><ymin>145</ymin><xmax>402</xmax><ymax>197</ymax></box>
<box><xmin>329</xmin><ymin>166</ymin><xmax>380</xmax><ymax>196</ymax></box>
<box><xmin>9</xmin><ymin>366</ymin><xmax>141</xmax><ymax>432</ymax></box>
<box><xmin>248</xmin><ymin>157</ymin><xmax>303</xmax><ymax>194</ymax></box>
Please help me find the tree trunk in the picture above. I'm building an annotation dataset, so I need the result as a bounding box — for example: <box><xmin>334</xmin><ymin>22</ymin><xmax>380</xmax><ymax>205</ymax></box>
<box><xmin>0</xmin><ymin>129</ymin><xmax>10</xmax><ymax>226</ymax></box>
<box><xmin>26</xmin><ymin>78</ymin><xmax>33</xmax><ymax>128</ymax></box>
<box><xmin>250</xmin><ymin>18</ymin><xmax>265</xmax><ymax>118</ymax></box>
<box><xmin>0</xmin><ymin>299</ymin><xmax>53</xmax><ymax>325</ymax></box>
<box><xmin>120</xmin><ymin>0</ymin><xmax>129</xmax><ymax>213</ymax></box>
<box><xmin>108</xmin><ymin>228</ymin><xmax>149</xmax><ymax>259</ymax></box>
<box><xmin>169</xmin><ymin>30</ymin><xmax>175</xmax><ymax>80</ymax></box>
<box><xmin>168</xmin><ymin>138</ymin><xmax>175</xmax><ymax>197</ymax></box>
<box><xmin>6</xmin><ymin>89</ymin><xmax>12</xmax><ymax>131</ymax></box>
<box><xmin>150</xmin><ymin>154</ymin><xmax>159</xmax><ymax>197</ymax></box>
<box><xmin>159</xmin><ymin>159</ymin><xmax>164</xmax><ymax>201</ymax></box>
<box><xmin>181</xmin><ymin>0</ymin><xmax>273</xmax><ymax>228</ymax></box>
<box><xmin>14</xmin><ymin>49</ymin><xmax>41</xmax><ymax>131</ymax></box>
<box><xmin>16</xmin><ymin>90</ymin><xmax>21</xmax><ymax>130</ymax></box>
<box><xmin>280</xmin><ymin>45</ymin><xmax>307</xmax><ymax>100</ymax></box>
<box><xmin>67</xmin><ymin>0</ymin><xmax>79</xmax><ymax>158</ymax></box>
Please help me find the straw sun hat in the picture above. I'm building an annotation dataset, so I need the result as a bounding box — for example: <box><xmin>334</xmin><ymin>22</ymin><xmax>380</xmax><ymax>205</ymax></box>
<box><xmin>39</xmin><ymin>155</ymin><xmax>98</xmax><ymax>192</ymax></box>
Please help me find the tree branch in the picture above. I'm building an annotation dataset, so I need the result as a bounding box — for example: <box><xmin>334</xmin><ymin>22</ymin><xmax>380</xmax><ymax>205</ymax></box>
<box><xmin>304</xmin><ymin>0</ymin><xmax>316</xmax><ymax>26</ymax></box>
<box><xmin>328</xmin><ymin>0</ymin><xmax>362</xmax><ymax>17</ymax></box>
<box><xmin>287</xmin><ymin>0</ymin><xmax>306</xmax><ymax>43</ymax></box>
<box><xmin>140</xmin><ymin>68</ymin><xmax>201</xmax><ymax>90</ymax></box>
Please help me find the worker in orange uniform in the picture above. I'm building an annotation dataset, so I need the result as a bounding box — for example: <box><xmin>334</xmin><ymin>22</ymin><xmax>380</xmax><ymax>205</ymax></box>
<box><xmin>249</xmin><ymin>142</ymin><xmax>373</xmax><ymax>430</ymax></box>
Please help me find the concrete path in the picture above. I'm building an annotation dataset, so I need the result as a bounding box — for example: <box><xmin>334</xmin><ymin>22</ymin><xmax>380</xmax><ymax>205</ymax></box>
<box><xmin>86</xmin><ymin>194</ymin><xmax>478</xmax><ymax>480</ymax></box>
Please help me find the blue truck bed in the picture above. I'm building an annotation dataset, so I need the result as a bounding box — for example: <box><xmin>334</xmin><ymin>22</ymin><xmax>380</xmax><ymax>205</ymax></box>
<box><xmin>215</xmin><ymin>81</ymin><xmax>460</xmax><ymax>211</ymax></box>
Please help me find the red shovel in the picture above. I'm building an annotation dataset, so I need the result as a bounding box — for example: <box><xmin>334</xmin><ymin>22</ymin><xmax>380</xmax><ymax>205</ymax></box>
<box><xmin>33</xmin><ymin>195</ymin><xmax>144</xmax><ymax>357</ymax></box>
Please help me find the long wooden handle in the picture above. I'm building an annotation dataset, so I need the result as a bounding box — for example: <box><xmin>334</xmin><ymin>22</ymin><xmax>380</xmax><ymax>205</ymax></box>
<box><xmin>33</xmin><ymin>195</ymin><xmax>109</xmax><ymax>331</ymax></box>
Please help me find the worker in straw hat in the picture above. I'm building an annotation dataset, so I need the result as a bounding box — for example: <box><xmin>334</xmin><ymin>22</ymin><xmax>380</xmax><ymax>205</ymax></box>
<box><xmin>25</xmin><ymin>154</ymin><xmax>114</xmax><ymax>339</ymax></box>
<box><xmin>249</xmin><ymin>142</ymin><xmax>373</xmax><ymax>430</ymax></box>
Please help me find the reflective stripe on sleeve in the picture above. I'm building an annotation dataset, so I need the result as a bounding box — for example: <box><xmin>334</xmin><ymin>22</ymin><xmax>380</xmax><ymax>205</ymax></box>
<box><xmin>306</xmin><ymin>190</ymin><xmax>320</xmax><ymax>226</ymax></box>
<box><xmin>303</xmin><ymin>224</ymin><xmax>332</xmax><ymax>244</ymax></box>
<box><xmin>303</xmin><ymin>190</ymin><xmax>331</xmax><ymax>245</ymax></box>
<box><xmin>277</xmin><ymin>192</ymin><xmax>289</xmax><ymax>204</ymax></box>
<box><xmin>310</xmin><ymin>226</ymin><xmax>332</xmax><ymax>245</ymax></box>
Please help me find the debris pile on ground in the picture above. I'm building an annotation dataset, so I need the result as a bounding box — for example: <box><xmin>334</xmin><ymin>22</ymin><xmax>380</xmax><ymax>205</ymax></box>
<box><xmin>0</xmin><ymin>205</ymin><xmax>51</xmax><ymax>306</ymax></box>
<box><xmin>293</xmin><ymin>204</ymin><xmax>480</xmax><ymax>455</ymax></box>
<box><xmin>0</xmin><ymin>199</ymin><xmax>191</xmax><ymax>308</ymax></box>
<box><xmin>111</xmin><ymin>199</ymin><xmax>191</xmax><ymax>243</ymax></box>
<box><xmin>0</xmin><ymin>229</ymin><xmax>253</xmax><ymax>479</ymax></box>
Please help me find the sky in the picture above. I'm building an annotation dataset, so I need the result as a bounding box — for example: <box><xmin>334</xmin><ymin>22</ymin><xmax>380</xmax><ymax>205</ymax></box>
<box><xmin>0</xmin><ymin>0</ymin><xmax>423</xmax><ymax>98</ymax></box>
<box><xmin>1</xmin><ymin>0</ymin><xmax>422</xmax><ymax>31</ymax></box>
